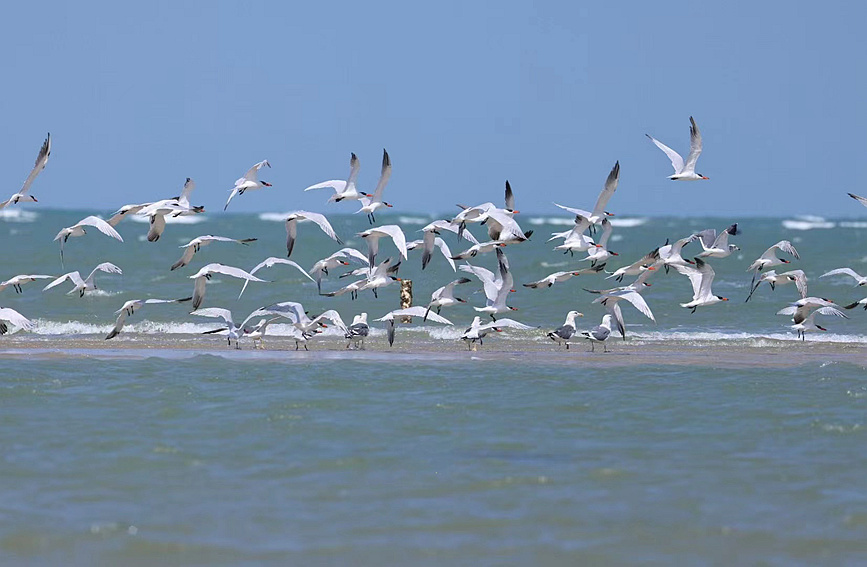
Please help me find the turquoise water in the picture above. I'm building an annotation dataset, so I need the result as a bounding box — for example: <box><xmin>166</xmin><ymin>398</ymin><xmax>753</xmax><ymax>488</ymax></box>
<box><xmin>2</xmin><ymin>209</ymin><xmax>867</xmax><ymax>563</ymax></box>
<box><xmin>2</xmin><ymin>355</ymin><xmax>866</xmax><ymax>564</ymax></box>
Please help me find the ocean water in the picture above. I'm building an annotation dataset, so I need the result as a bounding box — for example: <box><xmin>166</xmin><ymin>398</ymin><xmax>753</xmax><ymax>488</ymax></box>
<box><xmin>2</xmin><ymin>209</ymin><xmax>867</xmax><ymax>564</ymax></box>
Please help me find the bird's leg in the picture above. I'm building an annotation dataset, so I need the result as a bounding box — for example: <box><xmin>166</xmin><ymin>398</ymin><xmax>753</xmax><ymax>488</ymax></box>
<box><xmin>490</xmin><ymin>314</ymin><xmax>497</xmax><ymax>322</ymax></box>
<box><xmin>603</xmin><ymin>343</ymin><xmax>608</xmax><ymax>353</ymax></box>
<box><xmin>373</xmin><ymin>288</ymin><xmax>378</xmax><ymax>299</ymax></box>
<box><xmin>590</xmin><ymin>342</ymin><xmax>595</xmax><ymax>352</ymax></box>
<box><xmin>691</xmin><ymin>306</ymin><xmax>697</xmax><ymax>314</ymax></box>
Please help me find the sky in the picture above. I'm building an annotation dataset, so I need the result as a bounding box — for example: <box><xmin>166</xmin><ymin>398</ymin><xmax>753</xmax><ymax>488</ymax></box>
<box><xmin>1</xmin><ymin>0</ymin><xmax>865</xmax><ymax>217</ymax></box>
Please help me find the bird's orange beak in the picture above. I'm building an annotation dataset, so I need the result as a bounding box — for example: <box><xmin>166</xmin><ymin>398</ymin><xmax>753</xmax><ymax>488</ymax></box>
<box><xmin>817</xmin><ymin>325</ymin><xmax>827</xmax><ymax>331</ymax></box>
<box><xmin>262</xmin><ymin>182</ymin><xmax>273</xmax><ymax>186</ymax></box>
<box><xmin>721</xmin><ymin>297</ymin><xmax>729</xmax><ymax>301</ymax></box>
<box><xmin>701</xmin><ymin>176</ymin><xmax>709</xmax><ymax>180</ymax></box>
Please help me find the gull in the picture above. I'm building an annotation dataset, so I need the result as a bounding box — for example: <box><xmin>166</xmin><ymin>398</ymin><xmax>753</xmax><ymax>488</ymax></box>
<box><xmin>425</xmin><ymin>277</ymin><xmax>472</xmax><ymax>320</ymax></box>
<box><xmin>547</xmin><ymin>310</ymin><xmax>584</xmax><ymax>349</ymax></box>
<box><xmin>474</xmin><ymin>248</ymin><xmax>518</xmax><ymax>320</ymax></box>
<box><xmin>790</xmin><ymin>307</ymin><xmax>846</xmax><ymax>340</ymax></box>
<box><xmin>105</xmin><ymin>298</ymin><xmax>190</xmax><ymax>340</ymax></box>
<box><xmin>553</xmin><ymin>160</ymin><xmax>620</xmax><ymax>230</ymax></box>
<box><xmin>357</xmin><ymin>149</ymin><xmax>392</xmax><ymax>223</ymax></box>
<box><xmin>523</xmin><ymin>264</ymin><xmax>605</xmax><ymax>290</ymax></box>
<box><xmin>745</xmin><ymin>269</ymin><xmax>808</xmax><ymax>302</ymax></box>
<box><xmin>676</xmin><ymin>257</ymin><xmax>729</xmax><ymax>312</ymax></box>
<box><xmin>309</xmin><ymin>247</ymin><xmax>369</xmax><ymax>293</ymax></box>
<box><xmin>656</xmin><ymin>236</ymin><xmax>696</xmax><ymax>273</ymax></box>
<box><xmin>0</xmin><ymin>274</ymin><xmax>54</xmax><ymax>294</ymax></box>
<box><xmin>0</xmin><ymin>307</ymin><xmax>33</xmax><ymax>335</ymax></box>
<box><xmin>224</xmin><ymin>160</ymin><xmax>271</xmax><ymax>211</ymax></box>
<box><xmin>580</xmin><ymin>218</ymin><xmax>617</xmax><ymax>265</ymax></box>
<box><xmin>695</xmin><ymin>224</ymin><xmax>740</xmax><ymax>258</ymax></box>
<box><xmin>358</xmin><ymin>224</ymin><xmax>408</xmax><ymax>267</ymax></box>
<box><xmin>374</xmin><ymin>306</ymin><xmax>452</xmax><ymax>347</ymax></box>
<box><xmin>0</xmin><ymin>133</ymin><xmax>50</xmax><ymax>210</ymax></box>
<box><xmin>43</xmin><ymin>262</ymin><xmax>123</xmax><ymax>297</ymax></box>
<box><xmin>777</xmin><ymin>297</ymin><xmax>842</xmax><ymax>325</ymax></box>
<box><xmin>304</xmin><ymin>152</ymin><xmax>363</xmax><ymax>203</ymax></box>
<box><xmin>171</xmin><ymin>235</ymin><xmax>258</xmax><ymax>271</ymax></box>
<box><xmin>819</xmin><ymin>267</ymin><xmax>867</xmax><ymax>286</ymax></box>
<box><xmin>407</xmin><ymin>237</ymin><xmax>455</xmax><ymax>271</ymax></box>
<box><xmin>284</xmin><ymin>210</ymin><xmax>341</xmax><ymax>257</ymax></box>
<box><xmin>344</xmin><ymin>312</ymin><xmax>369</xmax><ymax>349</ymax></box>
<box><xmin>646</xmin><ymin>117</ymin><xmax>708</xmax><ymax>180</ymax></box>
<box><xmin>238</xmin><ymin>257</ymin><xmax>315</xmax><ymax>298</ymax></box>
<box><xmin>54</xmin><ymin>216</ymin><xmax>123</xmax><ymax>267</ymax></box>
<box><xmin>189</xmin><ymin>263</ymin><xmax>266</xmax><ymax>310</ymax></box>
<box><xmin>192</xmin><ymin>307</ymin><xmax>245</xmax><ymax>349</ymax></box>
<box><xmin>460</xmin><ymin>316</ymin><xmax>535</xmax><ymax>350</ymax></box>
<box><xmin>582</xmin><ymin>314</ymin><xmax>613</xmax><ymax>352</ymax></box>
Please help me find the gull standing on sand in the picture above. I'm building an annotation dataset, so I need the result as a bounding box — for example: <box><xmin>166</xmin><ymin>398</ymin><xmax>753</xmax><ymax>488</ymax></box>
<box><xmin>0</xmin><ymin>133</ymin><xmax>50</xmax><ymax>210</ymax></box>
<box><xmin>0</xmin><ymin>274</ymin><xmax>54</xmax><ymax>294</ymax></box>
<box><xmin>582</xmin><ymin>314</ymin><xmax>614</xmax><ymax>352</ymax></box>
<box><xmin>189</xmin><ymin>263</ymin><xmax>267</xmax><ymax>310</ymax></box>
<box><xmin>304</xmin><ymin>152</ymin><xmax>364</xmax><ymax>203</ymax></box>
<box><xmin>357</xmin><ymin>149</ymin><xmax>393</xmax><ymax>224</ymax></box>
<box><xmin>547</xmin><ymin>310</ymin><xmax>584</xmax><ymax>349</ymax></box>
<box><xmin>224</xmin><ymin>160</ymin><xmax>271</xmax><ymax>211</ymax></box>
<box><xmin>375</xmin><ymin>306</ymin><xmax>453</xmax><ymax>347</ymax></box>
<box><xmin>54</xmin><ymin>216</ymin><xmax>123</xmax><ymax>267</ymax></box>
<box><xmin>646</xmin><ymin>117</ymin><xmax>709</xmax><ymax>181</ymax></box>
<box><xmin>284</xmin><ymin>211</ymin><xmax>342</xmax><ymax>257</ymax></box>
<box><xmin>43</xmin><ymin>262</ymin><xmax>123</xmax><ymax>298</ymax></box>
<box><xmin>344</xmin><ymin>312</ymin><xmax>370</xmax><ymax>349</ymax></box>
<box><xmin>0</xmin><ymin>307</ymin><xmax>33</xmax><ymax>335</ymax></box>
<box><xmin>171</xmin><ymin>235</ymin><xmax>258</xmax><ymax>271</ymax></box>
<box><xmin>105</xmin><ymin>298</ymin><xmax>190</xmax><ymax>340</ymax></box>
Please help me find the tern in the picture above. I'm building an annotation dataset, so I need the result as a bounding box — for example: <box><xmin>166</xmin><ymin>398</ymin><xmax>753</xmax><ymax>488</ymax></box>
<box><xmin>43</xmin><ymin>262</ymin><xmax>123</xmax><ymax>297</ymax></box>
<box><xmin>344</xmin><ymin>312</ymin><xmax>370</xmax><ymax>349</ymax></box>
<box><xmin>247</xmin><ymin>301</ymin><xmax>346</xmax><ymax>336</ymax></box>
<box><xmin>553</xmin><ymin>215</ymin><xmax>597</xmax><ymax>255</ymax></box>
<box><xmin>777</xmin><ymin>297</ymin><xmax>842</xmax><ymax>325</ymax></box>
<box><xmin>242</xmin><ymin>317</ymin><xmax>281</xmax><ymax>349</ymax></box>
<box><xmin>460</xmin><ymin>316</ymin><xmax>535</xmax><ymax>350</ymax></box>
<box><xmin>284</xmin><ymin>210</ymin><xmax>341</xmax><ymax>257</ymax></box>
<box><xmin>407</xmin><ymin>237</ymin><xmax>455</xmax><ymax>271</ymax></box>
<box><xmin>656</xmin><ymin>235</ymin><xmax>696</xmax><ymax>273</ymax></box>
<box><xmin>0</xmin><ymin>274</ymin><xmax>54</xmax><ymax>294</ymax></box>
<box><xmin>819</xmin><ymin>267</ymin><xmax>867</xmax><ymax>286</ymax></box>
<box><xmin>523</xmin><ymin>264</ymin><xmax>605</xmax><ymax>290</ymax></box>
<box><xmin>375</xmin><ymin>306</ymin><xmax>453</xmax><ymax>347</ymax></box>
<box><xmin>451</xmin><ymin>240</ymin><xmax>506</xmax><ymax>260</ymax></box>
<box><xmin>425</xmin><ymin>277</ymin><xmax>471</xmax><ymax>320</ymax></box>
<box><xmin>580</xmin><ymin>218</ymin><xmax>617</xmax><ymax>265</ymax></box>
<box><xmin>323</xmin><ymin>258</ymin><xmax>400</xmax><ymax>299</ymax></box>
<box><xmin>676</xmin><ymin>257</ymin><xmax>728</xmax><ymax>312</ymax></box>
<box><xmin>238</xmin><ymin>257</ymin><xmax>315</xmax><ymax>299</ymax></box>
<box><xmin>105</xmin><ymin>298</ymin><xmax>190</xmax><ymax>340</ymax></box>
<box><xmin>304</xmin><ymin>152</ymin><xmax>364</xmax><ymax>203</ymax></box>
<box><xmin>53</xmin><ymin>216</ymin><xmax>123</xmax><ymax>267</ymax></box>
<box><xmin>358</xmin><ymin>224</ymin><xmax>408</xmax><ymax>268</ymax></box>
<box><xmin>745</xmin><ymin>269</ymin><xmax>808</xmax><ymax>302</ymax></box>
<box><xmin>0</xmin><ymin>307</ymin><xmax>33</xmax><ymax>335</ymax></box>
<box><xmin>646</xmin><ymin>117</ymin><xmax>708</xmax><ymax>180</ymax></box>
<box><xmin>356</xmin><ymin>149</ymin><xmax>393</xmax><ymax>223</ymax></box>
<box><xmin>746</xmin><ymin>240</ymin><xmax>800</xmax><ymax>296</ymax></box>
<box><xmin>137</xmin><ymin>178</ymin><xmax>206</xmax><ymax>241</ymax></box>
<box><xmin>473</xmin><ymin>248</ymin><xmax>518</xmax><ymax>320</ymax></box>
<box><xmin>790</xmin><ymin>308</ymin><xmax>846</xmax><ymax>340</ymax></box>
<box><xmin>189</xmin><ymin>263</ymin><xmax>266</xmax><ymax>310</ymax></box>
<box><xmin>582</xmin><ymin>314</ymin><xmax>614</xmax><ymax>352</ymax></box>
<box><xmin>606</xmin><ymin>248</ymin><xmax>660</xmax><ymax>282</ymax></box>
<box><xmin>192</xmin><ymin>307</ymin><xmax>246</xmax><ymax>349</ymax></box>
<box><xmin>309</xmin><ymin>247</ymin><xmax>370</xmax><ymax>293</ymax></box>
<box><xmin>171</xmin><ymin>235</ymin><xmax>258</xmax><ymax>271</ymax></box>
<box><xmin>547</xmin><ymin>310</ymin><xmax>584</xmax><ymax>349</ymax></box>
<box><xmin>694</xmin><ymin>224</ymin><xmax>740</xmax><ymax>258</ymax></box>
<box><xmin>553</xmin><ymin>160</ymin><xmax>620</xmax><ymax>230</ymax></box>
<box><xmin>0</xmin><ymin>133</ymin><xmax>50</xmax><ymax>210</ymax></box>
<box><xmin>224</xmin><ymin>160</ymin><xmax>271</xmax><ymax>211</ymax></box>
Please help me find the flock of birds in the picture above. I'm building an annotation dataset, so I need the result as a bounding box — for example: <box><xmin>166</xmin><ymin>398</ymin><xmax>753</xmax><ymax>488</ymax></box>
<box><xmin>2</xmin><ymin>118</ymin><xmax>867</xmax><ymax>351</ymax></box>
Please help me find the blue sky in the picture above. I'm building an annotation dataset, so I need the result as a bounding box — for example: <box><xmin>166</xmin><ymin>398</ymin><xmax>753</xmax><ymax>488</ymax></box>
<box><xmin>2</xmin><ymin>1</ymin><xmax>865</xmax><ymax>217</ymax></box>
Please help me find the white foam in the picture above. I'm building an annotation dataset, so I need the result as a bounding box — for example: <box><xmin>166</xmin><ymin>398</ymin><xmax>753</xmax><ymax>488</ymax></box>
<box><xmin>528</xmin><ymin>217</ymin><xmax>575</xmax><ymax>226</ymax></box>
<box><xmin>0</xmin><ymin>209</ymin><xmax>38</xmax><ymax>222</ymax></box>
<box><xmin>839</xmin><ymin>221</ymin><xmax>867</xmax><ymax>229</ymax></box>
<box><xmin>397</xmin><ymin>216</ymin><xmax>431</xmax><ymax>225</ymax></box>
<box><xmin>781</xmin><ymin>216</ymin><xmax>835</xmax><ymax>230</ymax></box>
<box><xmin>609</xmin><ymin>218</ymin><xmax>648</xmax><ymax>228</ymax></box>
<box><xmin>258</xmin><ymin>212</ymin><xmax>289</xmax><ymax>222</ymax></box>
<box><xmin>632</xmin><ymin>330</ymin><xmax>867</xmax><ymax>344</ymax></box>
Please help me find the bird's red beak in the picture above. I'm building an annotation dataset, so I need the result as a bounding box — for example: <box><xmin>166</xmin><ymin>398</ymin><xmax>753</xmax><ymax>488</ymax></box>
<box><xmin>817</xmin><ymin>325</ymin><xmax>827</xmax><ymax>331</ymax></box>
<box><xmin>512</xmin><ymin>209</ymin><xmax>520</xmax><ymax>214</ymax></box>
<box><xmin>510</xmin><ymin>306</ymin><xmax>518</xmax><ymax>311</ymax></box>
<box><xmin>386</xmin><ymin>203</ymin><xmax>393</xmax><ymax>208</ymax></box>
<box><xmin>701</xmin><ymin>176</ymin><xmax>709</xmax><ymax>180</ymax></box>
<box><xmin>610</xmin><ymin>251</ymin><xmax>619</xmax><ymax>256</ymax></box>
<box><xmin>721</xmin><ymin>297</ymin><xmax>729</xmax><ymax>301</ymax></box>
<box><xmin>262</xmin><ymin>182</ymin><xmax>273</xmax><ymax>186</ymax></box>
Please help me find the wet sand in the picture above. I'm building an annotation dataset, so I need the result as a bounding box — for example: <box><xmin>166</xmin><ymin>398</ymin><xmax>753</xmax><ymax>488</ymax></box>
<box><xmin>1</xmin><ymin>333</ymin><xmax>865</xmax><ymax>368</ymax></box>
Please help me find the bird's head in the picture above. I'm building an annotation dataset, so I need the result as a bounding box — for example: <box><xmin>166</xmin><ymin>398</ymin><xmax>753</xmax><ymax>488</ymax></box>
<box><xmin>816</xmin><ymin>325</ymin><xmax>828</xmax><ymax>331</ymax></box>
<box><xmin>717</xmin><ymin>295</ymin><xmax>729</xmax><ymax>301</ymax></box>
<box><xmin>509</xmin><ymin>306</ymin><xmax>519</xmax><ymax>311</ymax></box>
<box><xmin>781</xmin><ymin>258</ymin><xmax>790</xmax><ymax>264</ymax></box>
<box><xmin>604</xmin><ymin>211</ymin><xmax>615</xmax><ymax>217</ymax></box>
<box><xmin>642</xmin><ymin>282</ymin><xmax>652</xmax><ymax>287</ymax></box>
<box><xmin>261</xmin><ymin>181</ymin><xmax>272</xmax><ymax>187</ymax></box>
<box><xmin>384</xmin><ymin>202</ymin><xmax>393</xmax><ymax>208</ymax></box>
<box><xmin>610</xmin><ymin>251</ymin><xmax>619</xmax><ymax>256</ymax></box>
<box><xmin>699</xmin><ymin>174</ymin><xmax>709</xmax><ymax>180</ymax></box>
<box><xmin>456</xmin><ymin>297</ymin><xmax>467</xmax><ymax>303</ymax></box>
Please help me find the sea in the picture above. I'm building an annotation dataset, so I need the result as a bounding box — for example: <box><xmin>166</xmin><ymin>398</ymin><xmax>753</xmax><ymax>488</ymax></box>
<box><xmin>1</xmin><ymin>208</ymin><xmax>866</xmax><ymax>565</ymax></box>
